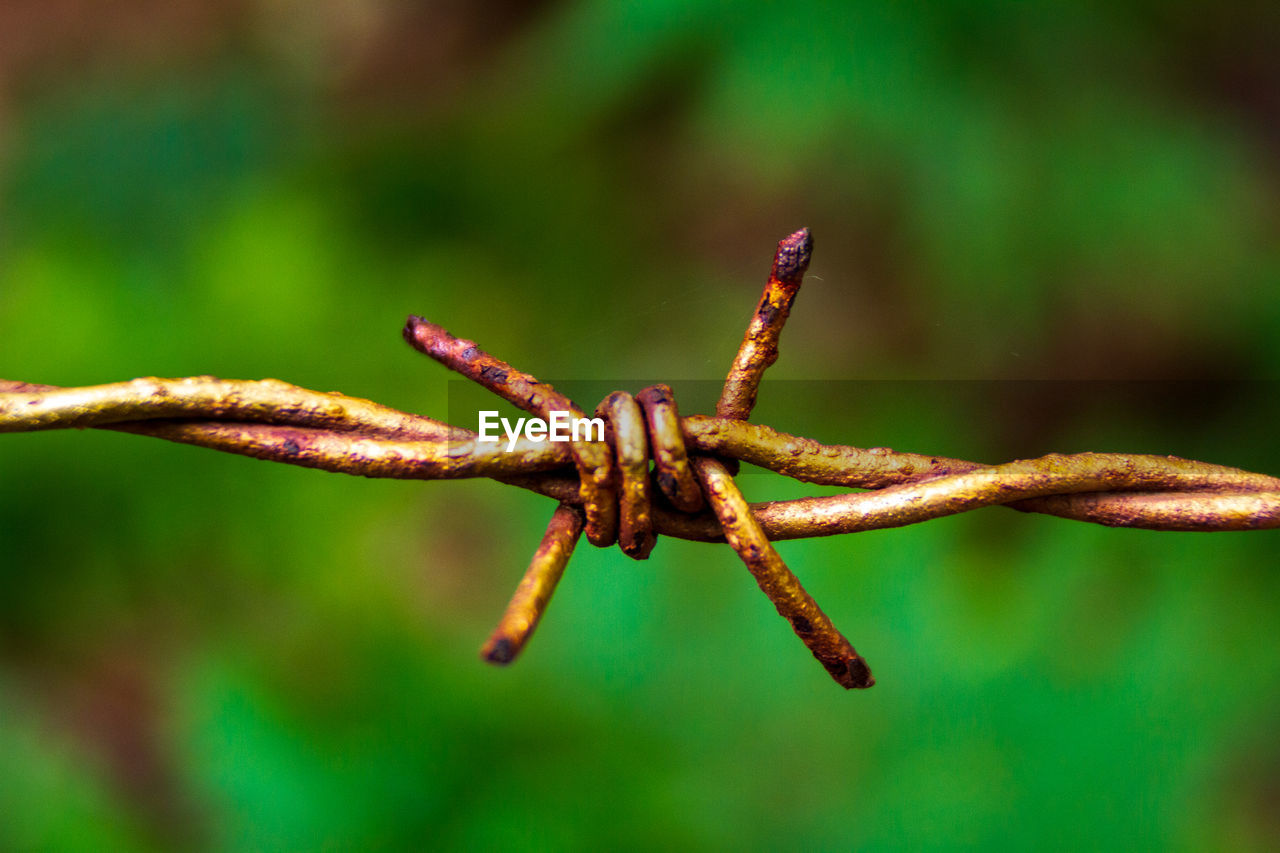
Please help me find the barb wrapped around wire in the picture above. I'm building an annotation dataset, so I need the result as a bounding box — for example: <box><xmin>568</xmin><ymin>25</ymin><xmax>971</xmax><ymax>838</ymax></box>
<box><xmin>3</xmin><ymin>228</ymin><xmax>1278</xmax><ymax>689</ymax></box>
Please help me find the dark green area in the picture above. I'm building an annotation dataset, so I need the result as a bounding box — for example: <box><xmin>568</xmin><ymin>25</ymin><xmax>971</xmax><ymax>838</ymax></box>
<box><xmin>1</xmin><ymin>2</ymin><xmax>1278</xmax><ymax>849</ymax></box>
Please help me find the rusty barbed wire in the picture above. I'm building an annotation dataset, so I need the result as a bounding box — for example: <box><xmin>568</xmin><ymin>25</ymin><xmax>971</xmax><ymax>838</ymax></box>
<box><xmin>2</xmin><ymin>229</ymin><xmax>1279</xmax><ymax>689</ymax></box>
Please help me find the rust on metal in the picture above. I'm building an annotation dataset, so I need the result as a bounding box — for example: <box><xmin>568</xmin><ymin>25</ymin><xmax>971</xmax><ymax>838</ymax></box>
<box><xmin>697</xmin><ymin>225</ymin><xmax>871</xmax><ymax>688</ymax></box>
<box><xmin>403</xmin><ymin>316</ymin><xmax>619</xmax><ymax>548</ymax></box>
<box><xmin>0</xmin><ymin>376</ymin><xmax>466</xmax><ymax>441</ymax></box>
<box><xmin>595</xmin><ymin>391</ymin><xmax>656</xmax><ymax>560</ymax></box>
<box><xmin>693</xmin><ymin>456</ymin><xmax>873</xmax><ymax>688</ymax></box>
<box><xmin>481</xmin><ymin>504</ymin><xmax>584</xmax><ymax>665</ymax></box>
<box><xmin>716</xmin><ymin>227</ymin><xmax>812</xmax><ymax>421</ymax></box>
<box><xmin>636</xmin><ymin>384</ymin><xmax>704</xmax><ymax>513</ymax></box>
<box><xmin>3</xmin><ymin>228</ymin><xmax>1278</xmax><ymax>689</ymax></box>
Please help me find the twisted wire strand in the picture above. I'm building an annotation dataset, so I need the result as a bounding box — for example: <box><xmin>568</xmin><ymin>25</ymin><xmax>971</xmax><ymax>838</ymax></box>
<box><xmin>9</xmin><ymin>388</ymin><xmax>1270</xmax><ymax>534</ymax></box>
<box><xmin>636</xmin><ymin>385</ymin><xmax>703</xmax><ymax>513</ymax></box>
<box><xmin>2</xmin><ymin>229</ymin><xmax>1277</xmax><ymax>688</ymax></box>
<box><xmin>0</xmin><ymin>377</ymin><xmax>465</xmax><ymax>440</ymax></box>
<box><xmin>6</xmin><ymin>381</ymin><xmax>1274</xmax><ymax>517</ymax></box>
<box><xmin>596</xmin><ymin>391</ymin><xmax>656</xmax><ymax>559</ymax></box>
<box><xmin>5</xmin><ymin>380</ymin><xmax>1278</xmax><ymax>518</ymax></box>
<box><xmin>402</xmin><ymin>317</ymin><xmax>619</xmax><ymax>548</ymax></box>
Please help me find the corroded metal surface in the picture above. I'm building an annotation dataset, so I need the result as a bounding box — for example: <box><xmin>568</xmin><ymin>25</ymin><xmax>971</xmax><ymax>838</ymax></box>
<box><xmin>481</xmin><ymin>504</ymin><xmax>584</xmax><ymax>666</ymax></box>
<box><xmin>3</xmin><ymin>229</ymin><xmax>1278</xmax><ymax>688</ymax></box>
<box><xmin>694</xmin><ymin>227</ymin><xmax>871</xmax><ymax>687</ymax></box>
<box><xmin>636</xmin><ymin>384</ymin><xmax>703</xmax><ymax>513</ymax></box>
<box><xmin>716</xmin><ymin>228</ymin><xmax>811</xmax><ymax>420</ymax></box>
<box><xmin>0</xmin><ymin>376</ymin><xmax>465</xmax><ymax>440</ymax></box>
<box><xmin>595</xmin><ymin>391</ymin><xmax>655</xmax><ymax>560</ymax></box>
<box><xmin>402</xmin><ymin>317</ymin><xmax>618</xmax><ymax>549</ymax></box>
<box><xmin>694</xmin><ymin>456</ymin><xmax>873</xmax><ymax>688</ymax></box>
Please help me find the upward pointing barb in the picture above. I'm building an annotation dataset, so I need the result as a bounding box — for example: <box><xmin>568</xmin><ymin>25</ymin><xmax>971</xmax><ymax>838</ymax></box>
<box><xmin>771</xmin><ymin>227</ymin><xmax>813</xmax><ymax>286</ymax></box>
<box><xmin>708</xmin><ymin>225</ymin><xmax>871</xmax><ymax>688</ymax></box>
<box><xmin>716</xmin><ymin>227</ymin><xmax>813</xmax><ymax>421</ymax></box>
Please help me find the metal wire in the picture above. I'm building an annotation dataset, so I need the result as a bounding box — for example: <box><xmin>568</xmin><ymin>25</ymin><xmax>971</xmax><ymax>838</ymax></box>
<box><xmin>2</xmin><ymin>229</ymin><xmax>1277</xmax><ymax>689</ymax></box>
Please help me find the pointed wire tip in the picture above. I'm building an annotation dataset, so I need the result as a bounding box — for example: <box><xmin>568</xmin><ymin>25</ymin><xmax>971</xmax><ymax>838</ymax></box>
<box><xmin>403</xmin><ymin>315</ymin><xmax>441</xmax><ymax>350</ymax></box>
<box><xmin>482</xmin><ymin>637</ymin><xmax>517</xmax><ymax>665</ymax></box>
<box><xmin>772</xmin><ymin>228</ymin><xmax>813</xmax><ymax>285</ymax></box>
<box><xmin>396</xmin><ymin>315</ymin><xmax>417</xmax><ymax>343</ymax></box>
<box><xmin>824</xmin><ymin>654</ymin><xmax>875</xmax><ymax>689</ymax></box>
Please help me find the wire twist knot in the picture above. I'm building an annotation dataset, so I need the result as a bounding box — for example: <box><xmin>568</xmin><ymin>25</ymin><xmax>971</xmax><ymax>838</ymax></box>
<box><xmin>3</xmin><ymin>227</ymin><xmax>1278</xmax><ymax>689</ymax></box>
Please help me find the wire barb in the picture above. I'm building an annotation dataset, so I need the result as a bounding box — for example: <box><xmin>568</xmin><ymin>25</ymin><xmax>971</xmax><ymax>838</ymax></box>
<box><xmin>2</xmin><ymin>229</ymin><xmax>1278</xmax><ymax>688</ymax></box>
<box><xmin>595</xmin><ymin>392</ymin><xmax>656</xmax><ymax>560</ymax></box>
<box><xmin>693</xmin><ymin>456</ymin><xmax>873</xmax><ymax>688</ymax></box>
<box><xmin>699</xmin><ymin>226</ymin><xmax>872</xmax><ymax>688</ymax></box>
<box><xmin>403</xmin><ymin>316</ymin><xmax>619</xmax><ymax>548</ymax></box>
<box><xmin>481</xmin><ymin>504</ymin><xmax>584</xmax><ymax>665</ymax></box>
<box><xmin>717</xmin><ymin>227</ymin><xmax>812</xmax><ymax>420</ymax></box>
<box><xmin>636</xmin><ymin>385</ymin><xmax>703</xmax><ymax>513</ymax></box>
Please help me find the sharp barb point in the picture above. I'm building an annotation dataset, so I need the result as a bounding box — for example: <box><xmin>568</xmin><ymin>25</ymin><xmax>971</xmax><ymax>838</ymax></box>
<box><xmin>5</xmin><ymin>229</ymin><xmax>1277</xmax><ymax>692</ymax></box>
<box><xmin>772</xmin><ymin>228</ymin><xmax>813</xmax><ymax>285</ymax></box>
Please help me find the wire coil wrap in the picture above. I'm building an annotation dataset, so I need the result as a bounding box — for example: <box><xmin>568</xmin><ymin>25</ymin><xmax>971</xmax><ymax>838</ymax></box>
<box><xmin>3</xmin><ymin>228</ymin><xmax>1277</xmax><ymax>689</ymax></box>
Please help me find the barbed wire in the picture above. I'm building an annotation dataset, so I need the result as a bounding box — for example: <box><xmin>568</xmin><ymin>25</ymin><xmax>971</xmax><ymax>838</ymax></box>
<box><xmin>2</xmin><ymin>229</ymin><xmax>1278</xmax><ymax>688</ymax></box>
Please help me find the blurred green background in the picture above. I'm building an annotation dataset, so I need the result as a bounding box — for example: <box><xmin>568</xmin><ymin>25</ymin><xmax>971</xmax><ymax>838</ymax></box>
<box><xmin>2</xmin><ymin>1</ymin><xmax>1279</xmax><ymax>849</ymax></box>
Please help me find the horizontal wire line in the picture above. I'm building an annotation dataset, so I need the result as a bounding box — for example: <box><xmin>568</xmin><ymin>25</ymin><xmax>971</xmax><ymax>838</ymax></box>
<box><xmin>5</xmin><ymin>229</ymin><xmax>1276</xmax><ymax>689</ymax></box>
<box><xmin>3</xmin><ymin>377</ymin><xmax>1276</xmax><ymax>533</ymax></box>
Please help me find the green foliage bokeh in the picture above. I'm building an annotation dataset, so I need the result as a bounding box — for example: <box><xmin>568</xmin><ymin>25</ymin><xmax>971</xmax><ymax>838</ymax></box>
<box><xmin>1</xmin><ymin>2</ymin><xmax>1278</xmax><ymax>850</ymax></box>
